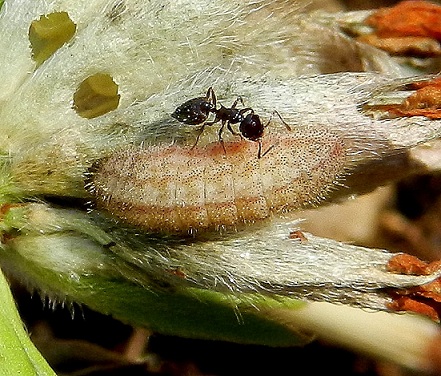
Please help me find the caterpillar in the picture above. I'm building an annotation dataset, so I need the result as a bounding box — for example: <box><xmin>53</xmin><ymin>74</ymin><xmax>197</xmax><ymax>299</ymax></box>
<box><xmin>88</xmin><ymin>127</ymin><xmax>347</xmax><ymax>234</ymax></box>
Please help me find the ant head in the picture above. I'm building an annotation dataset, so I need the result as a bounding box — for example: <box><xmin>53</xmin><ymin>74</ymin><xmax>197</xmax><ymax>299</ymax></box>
<box><xmin>239</xmin><ymin>113</ymin><xmax>264</xmax><ymax>141</ymax></box>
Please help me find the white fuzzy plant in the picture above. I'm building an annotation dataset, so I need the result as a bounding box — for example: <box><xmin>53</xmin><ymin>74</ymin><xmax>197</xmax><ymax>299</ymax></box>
<box><xmin>1</xmin><ymin>0</ymin><xmax>441</xmax><ymax>374</ymax></box>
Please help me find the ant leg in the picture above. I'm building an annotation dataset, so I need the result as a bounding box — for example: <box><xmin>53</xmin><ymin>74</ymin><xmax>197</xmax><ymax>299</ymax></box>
<box><xmin>191</xmin><ymin>115</ymin><xmax>221</xmax><ymax>149</ymax></box>
<box><xmin>231</xmin><ymin>96</ymin><xmax>245</xmax><ymax>109</ymax></box>
<box><xmin>218</xmin><ymin>121</ymin><xmax>227</xmax><ymax>154</ymax></box>
<box><xmin>227</xmin><ymin>121</ymin><xmax>241</xmax><ymax>138</ymax></box>
<box><xmin>191</xmin><ymin>123</ymin><xmax>206</xmax><ymax>150</ymax></box>
<box><xmin>218</xmin><ymin>121</ymin><xmax>225</xmax><ymax>141</ymax></box>
<box><xmin>206</xmin><ymin>87</ymin><xmax>217</xmax><ymax>108</ymax></box>
<box><xmin>259</xmin><ymin>141</ymin><xmax>276</xmax><ymax>159</ymax></box>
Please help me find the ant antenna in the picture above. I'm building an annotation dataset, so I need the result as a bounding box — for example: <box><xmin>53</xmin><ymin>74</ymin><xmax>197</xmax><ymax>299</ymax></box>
<box><xmin>258</xmin><ymin>110</ymin><xmax>291</xmax><ymax>159</ymax></box>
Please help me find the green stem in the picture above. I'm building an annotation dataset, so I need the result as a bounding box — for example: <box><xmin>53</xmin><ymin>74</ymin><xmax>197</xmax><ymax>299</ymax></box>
<box><xmin>0</xmin><ymin>267</ymin><xmax>56</xmax><ymax>376</ymax></box>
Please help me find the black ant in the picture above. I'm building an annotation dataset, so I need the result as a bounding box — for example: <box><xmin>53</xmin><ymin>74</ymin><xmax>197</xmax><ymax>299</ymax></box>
<box><xmin>172</xmin><ymin>87</ymin><xmax>291</xmax><ymax>158</ymax></box>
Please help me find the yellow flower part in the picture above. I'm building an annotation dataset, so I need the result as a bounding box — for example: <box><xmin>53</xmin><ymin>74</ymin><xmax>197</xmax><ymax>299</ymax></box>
<box><xmin>73</xmin><ymin>73</ymin><xmax>120</xmax><ymax>119</ymax></box>
<box><xmin>28</xmin><ymin>11</ymin><xmax>76</xmax><ymax>67</ymax></box>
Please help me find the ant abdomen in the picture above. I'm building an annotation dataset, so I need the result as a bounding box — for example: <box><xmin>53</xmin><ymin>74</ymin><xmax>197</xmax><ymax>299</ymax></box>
<box><xmin>171</xmin><ymin>97</ymin><xmax>215</xmax><ymax>125</ymax></box>
<box><xmin>171</xmin><ymin>87</ymin><xmax>217</xmax><ymax>125</ymax></box>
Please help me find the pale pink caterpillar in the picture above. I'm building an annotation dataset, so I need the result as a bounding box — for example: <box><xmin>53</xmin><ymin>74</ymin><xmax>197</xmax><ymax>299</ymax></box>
<box><xmin>88</xmin><ymin>128</ymin><xmax>347</xmax><ymax>234</ymax></box>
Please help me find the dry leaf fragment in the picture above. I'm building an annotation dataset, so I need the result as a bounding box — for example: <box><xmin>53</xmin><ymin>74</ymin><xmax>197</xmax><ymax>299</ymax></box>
<box><xmin>365</xmin><ymin>1</ymin><xmax>441</xmax><ymax>40</ymax></box>
<box><xmin>366</xmin><ymin>76</ymin><xmax>441</xmax><ymax>119</ymax></box>
<box><xmin>387</xmin><ymin>254</ymin><xmax>441</xmax><ymax>320</ymax></box>
<box><xmin>387</xmin><ymin>254</ymin><xmax>441</xmax><ymax>275</ymax></box>
<box><xmin>358</xmin><ymin>1</ymin><xmax>441</xmax><ymax>57</ymax></box>
<box><xmin>357</xmin><ymin>34</ymin><xmax>441</xmax><ymax>56</ymax></box>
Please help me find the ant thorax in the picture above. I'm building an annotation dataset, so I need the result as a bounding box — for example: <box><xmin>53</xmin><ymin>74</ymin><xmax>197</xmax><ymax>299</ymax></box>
<box><xmin>214</xmin><ymin>105</ymin><xmax>244</xmax><ymax>124</ymax></box>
